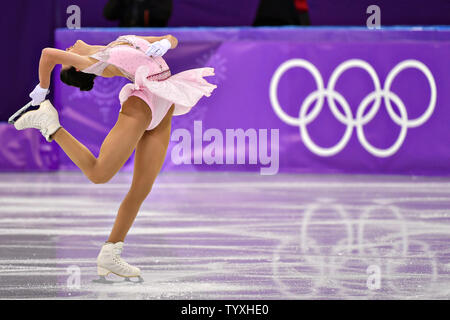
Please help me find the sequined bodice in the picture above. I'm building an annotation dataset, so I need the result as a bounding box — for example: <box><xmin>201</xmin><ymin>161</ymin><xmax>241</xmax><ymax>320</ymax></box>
<box><xmin>81</xmin><ymin>35</ymin><xmax>170</xmax><ymax>81</ymax></box>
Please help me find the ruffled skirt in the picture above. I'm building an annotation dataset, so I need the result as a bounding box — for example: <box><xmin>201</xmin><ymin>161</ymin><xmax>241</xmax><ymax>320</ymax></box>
<box><xmin>119</xmin><ymin>65</ymin><xmax>217</xmax><ymax>130</ymax></box>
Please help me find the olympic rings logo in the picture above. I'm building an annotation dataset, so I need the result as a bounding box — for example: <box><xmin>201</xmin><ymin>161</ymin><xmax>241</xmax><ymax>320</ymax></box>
<box><xmin>269</xmin><ymin>59</ymin><xmax>437</xmax><ymax>157</ymax></box>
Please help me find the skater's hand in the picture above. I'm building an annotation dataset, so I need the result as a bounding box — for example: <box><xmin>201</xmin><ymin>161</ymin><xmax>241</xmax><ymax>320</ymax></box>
<box><xmin>145</xmin><ymin>39</ymin><xmax>171</xmax><ymax>57</ymax></box>
<box><xmin>29</xmin><ymin>84</ymin><xmax>49</xmax><ymax>106</ymax></box>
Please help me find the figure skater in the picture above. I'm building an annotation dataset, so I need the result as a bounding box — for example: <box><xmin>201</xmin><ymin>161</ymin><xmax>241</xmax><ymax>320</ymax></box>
<box><xmin>8</xmin><ymin>34</ymin><xmax>216</xmax><ymax>279</ymax></box>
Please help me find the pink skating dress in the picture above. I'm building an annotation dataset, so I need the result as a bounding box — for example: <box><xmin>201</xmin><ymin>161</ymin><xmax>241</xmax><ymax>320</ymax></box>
<box><xmin>81</xmin><ymin>35</ymin><xmax>217</xmax><ymax>130</ymax></box>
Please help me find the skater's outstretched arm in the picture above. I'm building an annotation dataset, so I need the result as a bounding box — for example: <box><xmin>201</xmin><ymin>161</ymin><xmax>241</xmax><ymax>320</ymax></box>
<box><xmin>136</xmin><ymin>34</ymin><xmax>178</xmax><ymax>49</ymax></box>
<box><xmin>38</xmin><ymin>48</ymin><xmax>97</xmax><ymax>89</ymax></box>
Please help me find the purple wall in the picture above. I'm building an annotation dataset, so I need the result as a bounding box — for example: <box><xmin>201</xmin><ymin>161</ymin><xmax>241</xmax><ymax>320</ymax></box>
<box><xmin>54</xmin><ymin>0</ymin><xmax>116</xmax><ymax>28</ymax></box>
<box><xmin>1</xmin><ymin>0</ymin><xmax>449</xmax><ymax>173</ymax></box>
<box><xmin>0</xmin><ymin>124</ymin><xmax>59</xmax><ymax>171</ymax></box>
<box><xmin>168</xmin><ymin>0</ymin><xmax>260</xmax><ymax>27</ymax></box>
<box><xmin>52</xmin><ymin>0</ymin><xmax>450</xmax><ymax>28</ymax></box>
<box><xmin>54</xmin><ymin>0</ymin><xmax>450</xmax><ymax>27</ymax></box>
<box><xmin>0</xmin><ymin>1</ymin><xmax>56</xmax><ymax>123</ymax></box>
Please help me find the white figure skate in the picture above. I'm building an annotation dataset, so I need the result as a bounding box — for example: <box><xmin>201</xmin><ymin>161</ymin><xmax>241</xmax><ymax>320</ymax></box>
<box><xmin>8</xmin><ymin>99</ymin><xmax>61</xmax><ymax>142</ymax></box>
<box><xmin>97</xmin><ymin>242</ymin><xmax>142</xmax><ymax>280</ymax></box>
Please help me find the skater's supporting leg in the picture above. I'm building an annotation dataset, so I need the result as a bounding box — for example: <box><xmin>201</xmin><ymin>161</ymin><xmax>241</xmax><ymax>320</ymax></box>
<box><xmin>52</xmin><ymin>96</ymin><xmax>152</xmax><ymax>184</ymax></box>
<box><xmin>107</xmin><ymin>104</ymin><xmax>175</xmax><ymax>243</ymax></box>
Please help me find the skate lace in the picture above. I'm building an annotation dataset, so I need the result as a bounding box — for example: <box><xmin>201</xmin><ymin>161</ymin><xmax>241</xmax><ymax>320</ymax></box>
<box><xmin>112</xmin><ymin>249</ymin><xmax>134</xmax><ymax>271</ymax></box>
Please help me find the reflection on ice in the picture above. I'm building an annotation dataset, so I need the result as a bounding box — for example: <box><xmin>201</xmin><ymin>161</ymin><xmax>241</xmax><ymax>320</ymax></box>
<box><xmin>0</xmin><ymin>172</ymin><xmax>449</xmax><ymax>299</ymax></box>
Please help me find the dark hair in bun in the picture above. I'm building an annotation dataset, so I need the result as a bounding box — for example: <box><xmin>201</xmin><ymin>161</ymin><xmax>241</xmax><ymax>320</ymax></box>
<box><xmin>60</xmin><ymin>66</ymin><xmax>96</xmax><ymax>91</ymax></box>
